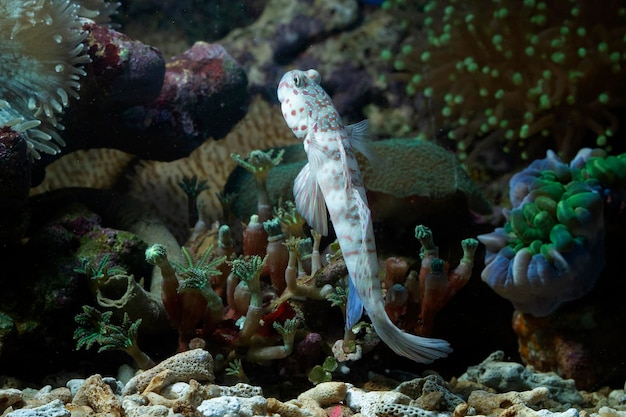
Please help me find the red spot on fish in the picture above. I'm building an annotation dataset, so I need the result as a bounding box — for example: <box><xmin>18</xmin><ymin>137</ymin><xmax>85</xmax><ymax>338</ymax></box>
<box><xmin>299</xmin><ymin>107</ymin><xmax>304</xmax><ymax>113</ymax></box>
<box><xmin>291</xmin><ymin>110</ymin><xmax>296</xmax><ymax>116</ymax></box>
<box><xmin>293</xmin><ymin>126</ymin><xmax>299</xmax><ymax>131</ymax></box>
<box><xmin>301</xmin><ymin>124</ymin><xmax>307</xmax><ymax>131</ymax></box>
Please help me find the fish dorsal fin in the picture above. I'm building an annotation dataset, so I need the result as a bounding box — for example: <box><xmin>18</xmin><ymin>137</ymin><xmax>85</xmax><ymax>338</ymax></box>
<box><xmin>293</xmin><ymin>162</ymin><xmax>328</xmax><ymax>236</ymax></box>
<box><xmin>346</xmin><ymin>120</ymin><xmax>379</xmax><ymax>165</ymax></box>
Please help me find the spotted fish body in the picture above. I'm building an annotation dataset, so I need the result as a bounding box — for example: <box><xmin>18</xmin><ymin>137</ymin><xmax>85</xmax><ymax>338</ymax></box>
<box><xmin>277</xmin><ymin>69</ymin><xmax>452</xmax><ymax>363</ymax></box>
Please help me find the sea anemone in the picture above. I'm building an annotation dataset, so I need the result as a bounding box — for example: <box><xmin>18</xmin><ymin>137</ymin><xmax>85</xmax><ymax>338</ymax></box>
<box><xmin>74</xmin><ymin>0</ymin><xmax>119</xmax><ymax>24</ymax></box>
<box><xmin>0</xmin><ymin>0</ymin><xmax>90</xmax><ymax>159</ymax></box>
<box><xmin>383</xmin><ymin>0</ymin><xmax>626</xmax><ymax>163</ymax></box>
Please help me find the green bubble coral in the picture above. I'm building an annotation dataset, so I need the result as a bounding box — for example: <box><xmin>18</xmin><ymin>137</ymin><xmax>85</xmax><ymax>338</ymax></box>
<box><xmin>385</xmin><ymin>0</ymin><xmax>626</xmax><ymax>163</ymax></box>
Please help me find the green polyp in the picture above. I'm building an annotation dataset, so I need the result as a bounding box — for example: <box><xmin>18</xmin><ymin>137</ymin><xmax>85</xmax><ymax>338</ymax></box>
<box><xmin>430</xmin><ymin>258</ymin><xmax>445</xmax><ymax>273</ymax></box>
<box><xmin>523</xmin><ymin>0</ymin><xmax>535</xmax><ymax>7</ymax></box>
<box><xmin>598</xmin><ymin>42</ymin><xmax>608</xmax><ymax>53</ymax></box>
<box><xmin>551</xmin><ymin>52</ymin><xmax>565</xmax><ymax>64</ymax></box>
<box><xmin>539</xmin><ymin>94</ymin><xmax>551</xmax><ymax>109</ymax></box>
<box><xmin>488</xmin><ymin>116</ymin><xmax>498</xmax><ymax>126</ymax></box>
<box><xmin>448</xmin><ymin>130</ymin><xmax>457</xmax><ymax>140</ymax></box>
<box><xmin>459</xmin><ymin>117</ymin><xmax>468</xmax><ymax>125</ymax></box>
<box><xmin>442</xmin><ymin>106</ymin><xmax>452</xmax><ymax>117</ymax></box>
<box><xmin>444</xmin><ymin>5</ymin><xmax>454</xmax><ymax>15</ymax></box>
<box><xmin>424</xmin><ymin>87</ymin><xmax>433</xmax><ymax>97</ymax></box>
<box><xmin>510</xmin><ymin>208</ymin><xmax>542</xmax><ymax>243</ymax></box>
<box><xmin>560</xmin><ymin>26</ymin><xmax>569</xmax><ymax>35</ymax></box>
<box><xmin>578</xmin><ymin>47</ymin><xmax>586</xmax><ymax>58</ymax></box>
<box><xmin>393</xmin><ymin>60</ymin><xmax>405</xmax><ymax>71</ymax></box>
<box><xmin>480</xmin><ymin>123</ymin><xmax>489</xmax><ymax>133</ymax></box>
<box><xmin>570</xmin><ymin>6</ymin><xmax>580</xmax><ymax>16</ymax></box>
<box><xmin>411</xmin><ymin>74</ymin><xmax>422</xmax><ymax>84</ymax></box>
<box><xmin>576</xmin><ymin>27</ymin><xmax>586</xmax><ymax>37</ymax></box>
<box><xmin>598</xmin><ymin>92</ymin><xmax>610</xmax><ymax>104</ymax></box>
<box><xmin>539</xmin><ymin>242</ymin><xmax>555</xmax><ymax>263</ymax></box>
<box><xmin>610</xmin><ymin>52</ymin><xmax>620</xmax><ymax>62</ymax></box>
<box><xmin>519</xmin><ymin>124</ymin><xmax>530</xmax><ymax>138</ymax></box>
<box><xmin>491</xmin><ymin>69</ymin><xmax>499</xmax><ymax>77</ymax></box>
<box><xmin>534</xmin><ymin>181</ymin><xmax>566</xmax><ymax>201</ymax></box>
<box><xmin>454</xmin><ymin>94</ymin><xmax>464</xmax><ymax>104</ymax></box>
<box><xmin>528</xmin><ymin>239</ymin><xmax>543</xmax><ymax>255</ymax></box>
<box><xmin>596</xmin><ymin>135</ymin><xmax>607</xmax><ymax>147</ymax></box>
<box><xmin>525</xmin><ymin>46</ymin><xmax>535</xmax><ymax>56</ymax></box>
<box><xmin>401</xmin><ymin>44</ymin><xmax>413</xmax><ymax>55</ymax></box>
<box><xmin>421</xmin><ymin>51</ymin><xmax>431</xmax><ymax>62</ymax></box>
<box><xmin>499</xmin><ymin>119</ymin><xmax>508</xmax><ymax>128</ymax></box>
<box><xmin>550</xmin><ymin>38</ymin><xmax>563</xmax><ymax>48</ymax></box>
<box><xmin>512</xmin><ymin>72</ymin><xmax>522</xmax><ymax>86</ymax></box>
<box><xmin>479</xmin><ymin>88</ymin><xmax>488</xmax><ymax>97</ymax></box>
<box><xmin>549</xmin><ymin>223</ymin><xmax>574</xmax><ymax>252</ymax></box>
<box><xmin>380</xmin><ymin>49</ymin><xmax>392</xmax><ymax>60</ymax></box>
<box><xmin>532</xmin><ymin>210</ymin><xmax>556</xmax><ymax>237</ymax></box>
<box><xmin>534</xmin><ymin>195</ymin><xmax>557</xmax><ymax>216</ymax></box>
<box><xmin>492</xmin><ymin>34</ymin><xmax>503</xmax><ymax>47</ymax></box>
<box><xmin>482</xmin><ymin>65</ymin><xmax>491</xmax><ymax>75</ymax></box>
<box><xmin>505</xmin><ymin>129</ymin><xmax>515</xmax><ymax>139</ymax></box>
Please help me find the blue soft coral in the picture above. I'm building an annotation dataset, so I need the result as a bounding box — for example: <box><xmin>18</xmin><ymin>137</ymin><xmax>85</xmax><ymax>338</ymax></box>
<box><xmin>478</xmin><ymin>149</ymin><xmax>606</xmax><ymax>317</ymax></box>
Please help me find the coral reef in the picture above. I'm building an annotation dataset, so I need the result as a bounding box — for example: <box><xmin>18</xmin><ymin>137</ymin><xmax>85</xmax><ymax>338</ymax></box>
<box><xmin>382</xmin><ymin>0</ymin><xmax>626</xmax><ymax>164</ymax></box>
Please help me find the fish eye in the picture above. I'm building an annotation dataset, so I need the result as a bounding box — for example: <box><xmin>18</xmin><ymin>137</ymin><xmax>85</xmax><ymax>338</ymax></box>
<box><xmin>293</xmin><ymin>75</ymin><xmax>303</xmax><ymax>87</ymax></box>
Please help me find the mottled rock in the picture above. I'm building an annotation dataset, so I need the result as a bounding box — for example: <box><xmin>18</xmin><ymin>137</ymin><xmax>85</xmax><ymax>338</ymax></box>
<box><xmin>197</xmin><ymin>395</ymin><xmax>267</xmax><ymax>417</ymax></box>
<box><xmin>5</xmin><ymin>399</ymin><xmax>70</xmax><ymax>417</ymax></box>
<box><xmin>124</xmin><ymin>349</ymin><xmax>214</xmax><ymax>394</ymax></box>
<box><xmin>71</xmin><ymin>374</ymin><xmax>123</xmax><ymax>416</ymax></box>
<box><xmin>121</xmin><ymin>41</ymin><xmax>248</xmax><ymax>160</ymax></box>
<box><xmin>459</xmin><ymin>351</ymin><xmax>582</xmax><ymax>404</ymax></box>
<box><xmin>299</xmin><ymin>382</ymin><xmax>347</xmax><ymax>407</ymax></box>
<box><xmin>0</xmin><ymin>388</ymin><xmax>23</xmax><ymax>414</ymax></box>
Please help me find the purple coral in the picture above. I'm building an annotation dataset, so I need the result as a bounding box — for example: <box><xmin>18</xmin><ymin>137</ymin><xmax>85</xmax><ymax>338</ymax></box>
<box><xmin>478</xmin><ymin>149</ymin><xmax>605</xmax><ymax>317</ymax></box>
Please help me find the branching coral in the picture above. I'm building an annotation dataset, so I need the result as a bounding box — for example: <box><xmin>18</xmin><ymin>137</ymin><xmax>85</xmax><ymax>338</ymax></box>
<box><xmin>231</xmin><ymin>149</ymin><xmax>285</xmax><ymax>221</ymax></box>
<box><xmin>0</xmin><ymin>0</ymin><xmax>92</xmax><ymax>159</ymax></box>
<box><xmin>74</xmin><ymin>305</ymin><xmax>155</xmax><ymax>369</ymax></box>
<box><xmin>146</xmin><ymin>243</ymin><xmax>227</xmax><ymax>350</ymax></box>
<box><xmin>383</xmin><ymin>0</ymin><xmax>626</xmax><ymax>162</ymax></box>
<box><xmin>413</xmin><ymin>225</ymin><xmax>478</xmax><ymax>335</ymax></box>
<box><xmin>477</xmin><ymin>148</ymin><xmax>620</xmax><ymax>316</ymax></box>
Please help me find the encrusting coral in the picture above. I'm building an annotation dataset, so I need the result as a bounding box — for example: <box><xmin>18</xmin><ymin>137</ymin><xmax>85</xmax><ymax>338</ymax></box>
<box><xmin>382</xmin><ymin>0</ymin><xmax>626</xmax><ymax>163</ymax></box>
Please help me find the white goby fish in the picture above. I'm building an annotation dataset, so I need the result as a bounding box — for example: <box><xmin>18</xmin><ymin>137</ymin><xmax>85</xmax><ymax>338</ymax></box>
<box><xmin>277</xmin><ymin>69</ymin><xmax>452</xmax><ymax>363</ymax></box>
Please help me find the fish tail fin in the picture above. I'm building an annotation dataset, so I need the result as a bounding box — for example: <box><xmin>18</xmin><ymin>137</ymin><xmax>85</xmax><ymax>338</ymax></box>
<box><xmin>371</xmin><ymin>311</ymin><xmax>452</xmax><ymax>363</ymax></box>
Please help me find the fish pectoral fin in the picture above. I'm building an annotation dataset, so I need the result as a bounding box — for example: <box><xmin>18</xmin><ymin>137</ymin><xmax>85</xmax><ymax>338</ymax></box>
<box><xmin>346</xmin><ymin>120</ymin><xmax>379</xmax><ymax>165</ymax></box>
<box><xmin>294</xmin><ymin>162</ymin><xmax>328</xmax><ymax>236</ymax></box>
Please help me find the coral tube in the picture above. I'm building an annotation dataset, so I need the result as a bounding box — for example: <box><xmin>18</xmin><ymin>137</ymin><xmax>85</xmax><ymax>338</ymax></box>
<box><xmin>263</xmin><ymin>218</ymin><xmax>289</xmax><ymax>293</ymax></box>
